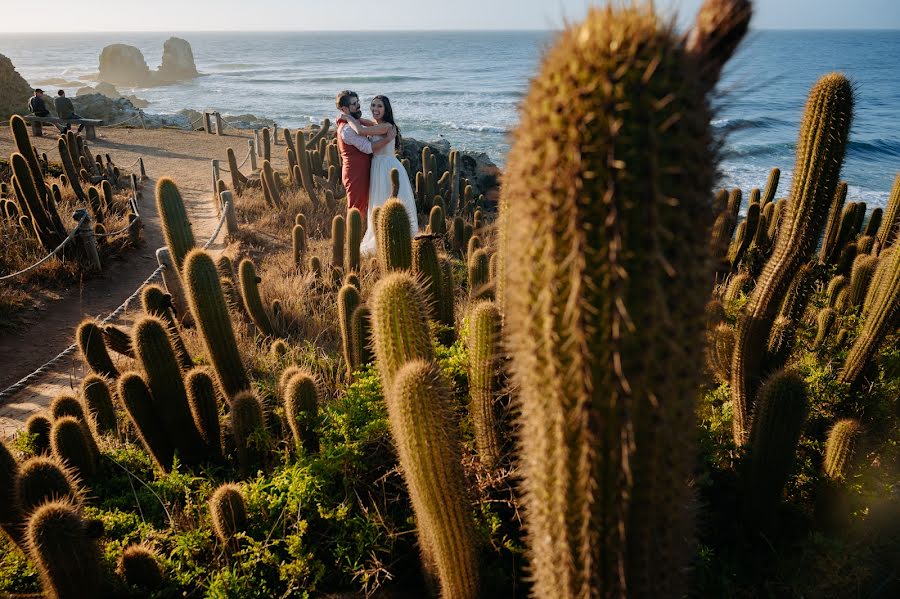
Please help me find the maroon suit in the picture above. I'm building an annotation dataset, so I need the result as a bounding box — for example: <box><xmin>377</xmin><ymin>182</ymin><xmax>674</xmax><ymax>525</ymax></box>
<box><xmin>336</xmin><ymin>119</ymin><xmax>372</xmax><ymax>217</ymax></box>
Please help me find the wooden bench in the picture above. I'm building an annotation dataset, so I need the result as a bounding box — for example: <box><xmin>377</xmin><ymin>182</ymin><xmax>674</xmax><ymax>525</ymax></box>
<box><xmin>22</xmin><ymin>116</ymin><xmax>103</xmax><ymax>140</ymax></box>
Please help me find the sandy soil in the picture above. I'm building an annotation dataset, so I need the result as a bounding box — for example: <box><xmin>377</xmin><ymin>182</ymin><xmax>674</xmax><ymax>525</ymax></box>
<box><xmin>0</xmin><ymin>125</ymin><xmax>290</xmax><ymax>438</ymax></box>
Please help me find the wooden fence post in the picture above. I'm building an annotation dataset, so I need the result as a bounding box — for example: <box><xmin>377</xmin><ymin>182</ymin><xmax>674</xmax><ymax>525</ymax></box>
<box><xmin>273</xmin><ymin>123</ymin><xmax>278</xmax><ymax>145</ymax></box>
<box><xmin>138</xmin><ymin>157</ymin><xmax>147</xmax><ymax>180</ymax></box>
<box><xmin>211</xmin><ymin>160</ymin><xmax>221</xmax><ymax>215</ymax></box>
<box><xmin>215</xmin><ymin>112</ymin><xmax>224</xmax><ymax>136</ymax></box>
<box><xmin>204</xmin><ymin>111</ymin><xmax>213</xmax><ymax>134</ymax></box>
<box><xmin>248</xmin><ymin>139</ymin><xmax>257</xmax><ymax>172</ymax></box>
<box><xmin>73</xmin><ymin>209</ymin><xmax>101</xmax><ymax>271</ymax></box>
<box><xmin>221</xmin><ymin>190</ymin><xmax>238</xmax><ymax>237</ymax></box>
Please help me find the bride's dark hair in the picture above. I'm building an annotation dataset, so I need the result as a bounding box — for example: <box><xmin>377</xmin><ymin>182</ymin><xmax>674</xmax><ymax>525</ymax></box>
<box><xmin>372</xmin><ymin>95</ymin><xmax>401</xmax><ymax>153</ymax></box>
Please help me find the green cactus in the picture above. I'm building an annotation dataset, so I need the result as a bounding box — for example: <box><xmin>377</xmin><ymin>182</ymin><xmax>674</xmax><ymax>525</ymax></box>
<box><xmin>351</xmin><ymin>305</ymin><xmax>373</xmax><ymax>367</ymax></box>
<box><xmin>182</xmin><ymin>250</ymin><xmax>251</xmax><ymax>400</ymax></box>
<box><xmin>141</xmin><ymin>284</ymin><xmax>194</xmax><ymax>370</ymax></box>
<box><xmin>26</xmin><ymin>500</ymin><xmax>102</xmax><ymax>599</ymax></box>
<box><xmin>847</xmin><ymin>254</ymin><xmax>878</xmax><ymax>307</ymax></box>
<box><xmin>117</xmin><ymin>544</ymin><xmax>164</xmax><ymax>591</ymax></box>
<box><xmin>760</xmin><ymin>167</ymin><xmax>780</xmax><ymax>206</ymax></box>
<box><xmin>377</xmin><ymin>199</ymin><xmax>414</xmax><ymax>272</ymax></box>
<box><xmin>437</xmin><ymin>257</ymin><xmax>456</xmax><ymax>334</ymax></box>
<box><xmin>863</xmin><ymin>208</ymin><xmax>882</xmax><ymax>238</ymax></box>
<box><xmin>78</xmin><ymin>318</ymin><xmax>121</xmax><ymax>379</ymax></box>
<box><xmin>707</xmin><ymin>322</ymin><xmax>735</xmax><ymax>385</ymax></box>
<box><xmin>345</xmin><ymin>207</ymin><xmax>362</xmax><ymax>272</ymax></box>
<box><xmin>499</xmin><ymin>3</ymin><xmax>750</xmax><ymax>595</ymax></box>
<box><xmin>387</xmin><ymin>360</ymin><xmax>479</xmax><ymax>598</ymax></box>
<box><xmin>344</xmin><ymin>272</ymin><xmax>361</xmax><ymax>290</ymax></box>
<box><xmin>80</xmin><ymin>375</ymin><xmax>116</xmax><ymax>436</ymax></box>
<box><xmin>186</xmin><ymin>368</ymin><xmax>223</xmax><ymax>461</ymax></box>
<box><xmin>823</xmin><ymin>419</ymin><xmax>861</xmax><ymax>481</ymax></box>
<box><xmin>11</xmin><ymin>153</ymin><xmax>63</xmax><ymax>252</ymax></box>
<box><xmin>835</xmin><ymin>242</ymin><xmax>858</xmax><ymax>276</ymax></box>
<box><xmin>748</xmin><ymin>370</ymin><xmax>808</xmax><ymax>515</ymax></box>
<box><xmin>812</xmin><ymin>308</ymin><xmax>837</xmax><ymax>348</ymax></box>
<box><xmin>0</xmin><ymin>440</ymin><xmax>25</xmax><ymax>549</ymax></box>
<box><xmin>412</xmin><ymin>235</ymin><xmax>442</xmax><ymax>318</ymax></box>
<box><xmin>283</xmin><ymin>372</ymin><xmax>320</xmax><ymax>455</ymax></box>
<box><xmin>238</xmin><ymin>258</ymin><xmax>276</xmax><ymax>337</ymax></box>
<box><xmin>330</xmin><ymin>214</ymin><xmax>346</xmax><ymax>270</ymax></box>
<box><xmin>230</xmin><ymin>391</ymin><xmax>268</xmax><ymax>478</ymax></box>
<box><xmin>856</xmin><ymin>235</ymin><xmax>875</xmax><ymax>255</ymax></box>
<box><xmin>728</xmin><ymin>201</ymin><xmax>759</xmax><ymax>268</ymax></box>
<box><xmin>732</xmin><ymin>73</ymin><xmax>853</xmax><ymax>446</ymax></box>
<box><xmin>102</xmin><ymin>324</ymin><xmax>134</xmax><ymax>358</ymax></box>
<box><xmin>309</xmin><ymin>255</ymin><xmax>322</xmax><ymax>279</ymax></box>
<box><xmin>271</xmin><ymin>339</ymin><xmax>288</xmax><ymax>357</ymax></box>
<box><xmin>15</xmin><ymin>457</ymin><xmax>81</xmax><ymax>515</ymax></box>
<box><xmin>292</xmin><ymin>224</ymin><xmax>307</xmax><ymax>269</ymax></box>
<box><xmin>429</xmin><ymin>205</ymin><xmax>446</xmax><ymax>235</ymax></box>
<box><xmin>467</xmin><ymin>248</ymin><xmax>490</xmax><ymax>299</ymax></box>
<box><xmin>57</xmin><ymin>136</ymin><xmax>86</xmax><ymax>203</ymax></box>
<box><xmin>50</xmin><ymin>417</ymin><xmax>97</xmax><ymax>480</ymax></box>
<box><xmin>117</xmin><ymin>373</ymin><xmax>173</xmax><ymax>472</ymax></box>
<box><xmin>210</xmin><ymin>483</ymin><xmax>247</xmax><ymax>551</ymax></box>
<box><xmin>468</xmin><ymin>302</ymin><xmax>503</xmax><ymax>468</ymax></box>
<box><xmin>875</xmin><ymin>173</ymin><xmax>899</xmax><ymax>248</ymax></box>
<box><xmin>338</xmin><ymin>284</ymin><xmax>361</xmax><ymax>376</ymax></box>
<box><xmin>370</xmin><ymin>273</ymin><xmax>434</xmax><ymax>390</ymax></box>
<box><xmin>261</xmin><ymin>160</ymin><xmax>283</xmax><ymax>207</ymax></box>
<box><xmin>132</xmin><ymin>317</ymin><xmax>208</xmax><ymax>466</ymax></box>
<box><xmin>156</xmin><ymin>177</ymin><xmax>196</xmax><ymax>271</ymax></box>
<box><xmin>839</xmin><ymin>243</ymin><xmax>900</xmax><ymax>387</ymax></box>
<box><xmin>25</xmin><ymin>415</ymin><xmax>52</xmax><ymax>455</ymax></box>
<box><xmin>50</xmin><ymin>393</ymin><xmax>85</xmax><ymax>421</ymax></box>
<box><xmin>451</xmin><ymin>216</ymin><xmax>465</xmax><ymax>254</ymax></box>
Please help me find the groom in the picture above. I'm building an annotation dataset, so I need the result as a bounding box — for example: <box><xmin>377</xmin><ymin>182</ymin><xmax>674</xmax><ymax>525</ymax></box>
<box><xmin>335</xmin><ymin>90</ymin><xmax>395</xmax><ymax>218</ymax></box>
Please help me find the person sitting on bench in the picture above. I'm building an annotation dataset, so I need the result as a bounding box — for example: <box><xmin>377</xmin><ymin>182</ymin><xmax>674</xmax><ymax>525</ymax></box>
<box><xmin>54</xmin><ymin>90</ymin><xmax>84</xmax><ymax>133</ymax></box>
<box><xmin>28</xmin><ymin>89</ymin><xmax>65</xmax><ymax>133</ymax></box>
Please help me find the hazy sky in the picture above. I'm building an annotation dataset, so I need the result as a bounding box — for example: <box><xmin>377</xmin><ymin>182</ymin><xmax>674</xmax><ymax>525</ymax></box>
<box><xmin>1</xmin><ymin>0</ymin><xmax>898</xmax><ymax>32</ymax></box>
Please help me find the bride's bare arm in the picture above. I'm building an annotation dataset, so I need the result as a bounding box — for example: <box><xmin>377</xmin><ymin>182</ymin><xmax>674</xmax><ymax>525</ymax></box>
<box><xmin>343</xmin><ymin>114</ymin><xmax>393</xmax><ymax>137</ymax></box>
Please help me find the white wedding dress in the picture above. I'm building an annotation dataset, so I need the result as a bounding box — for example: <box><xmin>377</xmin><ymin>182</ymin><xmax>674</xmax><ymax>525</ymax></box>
<box><xmin>359</xmin><ymin>134</ymin><xmax>418</xmax><ymax>255</ymax></box>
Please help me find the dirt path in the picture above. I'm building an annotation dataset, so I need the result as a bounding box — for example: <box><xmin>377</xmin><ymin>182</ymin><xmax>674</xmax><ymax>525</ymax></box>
<box><xmin>0</xmin><ymin>126</ymin><xmax>287</xmax><ymax>438</ymax></box>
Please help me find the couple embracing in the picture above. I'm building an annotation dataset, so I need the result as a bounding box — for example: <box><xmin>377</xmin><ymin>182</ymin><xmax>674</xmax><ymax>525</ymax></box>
<box><xmin>334</xmin><ymin>90</ymin><xmax>418</xmax><ymax>255</ymax></box>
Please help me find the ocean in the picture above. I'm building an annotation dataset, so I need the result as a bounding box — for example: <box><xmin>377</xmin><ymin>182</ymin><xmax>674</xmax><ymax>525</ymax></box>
<box><xmin>1</xmin><ymin>30</ymin><xmax>898</xmax><ymax>207</ymax></box>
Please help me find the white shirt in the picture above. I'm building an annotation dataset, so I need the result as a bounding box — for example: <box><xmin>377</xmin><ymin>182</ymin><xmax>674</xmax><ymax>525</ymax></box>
<box><xmin>337</xmin><ymin>115</ymin><xmax>373</xmax><ymax>154</ymax></box>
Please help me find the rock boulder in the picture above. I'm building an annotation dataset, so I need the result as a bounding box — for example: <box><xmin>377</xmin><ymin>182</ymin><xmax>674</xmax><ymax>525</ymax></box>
<box><xmin>98</xmin><ymin>44</ymin><xmax>152</xmax><ymax>86</ymax></box>
<box><xmin>0</xmin><ymin>53</ymin><xmax>34</xmax><ymax>119</ymax></box>
<box><xmin>156</xmin><ymin>37</ymin><xmax>199</xmax><ymax>82</ymax></box>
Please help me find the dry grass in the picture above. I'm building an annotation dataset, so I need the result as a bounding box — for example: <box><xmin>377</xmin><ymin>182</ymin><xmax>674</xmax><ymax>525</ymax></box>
<box><xmin>0</xmin><ymin>165</ymin><xmax>137</xmax><ymax>328</ymax></box>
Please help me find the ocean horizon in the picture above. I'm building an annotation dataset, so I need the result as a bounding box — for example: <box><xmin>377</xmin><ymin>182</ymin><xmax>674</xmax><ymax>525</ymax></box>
<box><xmin>2</xmin><ymin>29</ymin><xmax>898</xmax><ymax>208</ymax></box>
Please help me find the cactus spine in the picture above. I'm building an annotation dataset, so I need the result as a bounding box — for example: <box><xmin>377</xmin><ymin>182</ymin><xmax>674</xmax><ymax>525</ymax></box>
<box><xmin>731</xmin><ymin>73</ymin><xmax>853</xmax><ymax>446</ymax></box>
<box><xmin>26</xmin><ymin>501</ymin><xmax>102</xmax><ymax>599</ymax></box>
<box><xmin>498</xmin><ymin>3</ymin><xmax>749</xmax><ymax>595</ymax></box>
<box><xmin>388</xmin><ymin>360</ymin><xmax>479</xmax><ymax>598</ymax></box>
<box><xmin>183</xmin><ymin>250</ymin><xmax>251</xmax><ymax>399</ymax></box>
<box><xmin>156</xmin><ymin>178</ymin><xmax>196</xmax><ymax>271</ymax></box>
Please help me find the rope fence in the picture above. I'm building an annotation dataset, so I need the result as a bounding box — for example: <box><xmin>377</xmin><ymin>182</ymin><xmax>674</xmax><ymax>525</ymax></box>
<box><xmin>102</xmin><ymin>111</ymin><xmax>145</xmax><ymax>129</ymax></box>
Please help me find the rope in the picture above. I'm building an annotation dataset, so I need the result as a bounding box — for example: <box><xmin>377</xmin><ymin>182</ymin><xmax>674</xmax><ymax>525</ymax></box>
<box><xmin>0</xmin><ymin>203</ymin><xmax>229</xmax><ymax>403</ymax></box>
<box><xmin>102</xmin><ymin>112</ymin><xmax>144</xmax><ymax>128</ymax></box>
<box><xmin>0</xmin><ymin>213</ymin><xmax>89</xmax><ymax>281</ymax></box>
<box><xmin>189</xmin><ymin>115</ymin><xmax>205</xmax><ymax>128</ymax></box>
<box><xmin>94</xmin><ymin>218</ymin><xmax>137</xmax><ymax>238</ymax></box>
<box><xmin>217</xmin><ymin>147</ymin><xmax>253</xmax><ymax>174</ymax></box>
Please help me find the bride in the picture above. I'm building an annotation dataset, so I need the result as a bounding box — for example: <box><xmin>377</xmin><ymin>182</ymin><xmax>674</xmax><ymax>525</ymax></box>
<box><xmin>340</xmin><ymin>95</ymin><xmax>418</xmax><ymax>255</ymax></box>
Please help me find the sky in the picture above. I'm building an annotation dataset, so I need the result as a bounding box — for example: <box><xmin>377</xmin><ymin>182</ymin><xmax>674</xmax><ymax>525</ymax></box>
<box><xmin>0</xmin><ymin>0</ymin><xmax>898</xmax><ymax>32</ymax></box>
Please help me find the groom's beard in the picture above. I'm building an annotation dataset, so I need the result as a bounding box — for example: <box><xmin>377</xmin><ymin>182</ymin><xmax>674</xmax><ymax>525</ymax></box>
<box><xmin>351</xmin><ymin>110</ymin><xmax>363</xmax><ymax>119</ymax></box>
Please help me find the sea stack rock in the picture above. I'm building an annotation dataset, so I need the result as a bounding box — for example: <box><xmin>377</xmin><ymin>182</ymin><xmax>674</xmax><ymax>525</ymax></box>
<box><xmin>99</xmin><ymin>44</ymin><xmax>152</xmax><ymax>86</ymax></box>
<box><xmin>156</xmin><ymin>37</ymin><xmax>199</xmax><ymax>82</ymax></box>
<box><xmin>0</xmin><ymin>53</ymin><xmax>34</xmax><ymax>118</ymax></box>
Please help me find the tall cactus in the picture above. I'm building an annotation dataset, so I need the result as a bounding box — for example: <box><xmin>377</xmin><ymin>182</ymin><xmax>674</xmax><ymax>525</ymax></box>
<box><xmin>376</xmin><ymin>199</ymin><xmax>413</xmax><ymax>272</ymax></box>
<box><xmin>26</xmin><ymin>500</ymin><xmax>102</xmax><ymax>599</ymax></box>
<box><xmin>823</xmin><ymin>418</ymin><xmax>861</xmax><ymax>481</ymax></box>
<box><xmin>331</xmin><ymin>214</ymin><xmax>346</xmax><ymax>269</ymax></box>
<box><xmin>50</xmin><ymin>417</ymin><xmax>97</xmax><ymax>480</ymax></box>
<box><xmin>0</xmin><ymin>440</ymin><xmax>25</xmax><ymax>549</ymax></box>
<box><xmin>731</xmin><ymin>73</ymin><xmax>853</xmax><ymax>446</ymax></box>
<box><xmin>186</xmin><ymin>368</ymin><xmax>223</xmax><ymax>461</ymax></box>
<box><xmin>498</xmin><ymin>3</ymin><xmax>750</xmax><ymax>596</ymax></box>
<box><xmin>412</xmin><ymin>235</ymin><xmax>442</xmax><ymax>317</ymax></box>
<box><xmin>132</xmin><ymin>317</ymin><xmax>207</xmax><ymax>466</ymax></box>
<box><xmin>156</xmin><ymin>178</ymin><xmax>196</xmax><ymax>271</ymax></box>
<box><xmin>238</xmin><ymin>258</ymin><xmax>276</xmax><ymax>337</ymax></box>
<box><xmin>77</xmin><ymin>319</ymin><xmax>119</xmax><ymax>379</ymax></box>
<box><xmin>388</xmin><ymin>360</ymin><xmax>479</xmax><ymax>599</ymax></box>
<box><xmin>230</xmin><ymin>391</ymin><xmax>267</xmax><ymax>478</ymax></box>
<box><xmin>370</xmin><ymin>273</ymin><xmax>434</xmax><ymax>391</ymax></box>
<box><xmin>141</xmin><ymin>284</ymin><xmax>194</xmax><ymax>370</ymax></box>
<box><xmin>118</xmin><ymin>373</ymin><xmax>174</xmax><ymax>471</ymax></box>
<box><xmin>15</xmin><ymin>457</ymin><xmax>81</xmax><ymax>515</ymax></box>
<box><xmin>875</xmin><ymin>173</ymin><xmax>899</xmax><ymax>248</ymax></box>
<box><xmin>292</xmin><ymin>224</ymin><xmax>307</xmax><ymax>269</ymax></box>
<box><xmin>183</xmin><ymin>250</ymin><xmax>251</xmax><ymax>400</ymax></box>
<box><xmin>351</xmin><ymin>305</ymin><xmax>373</xmax><ymax>368</ymax></box>
<box><xmin>338</xmin><ymin>284</ymin><xmax>361</xmax><ymax>376</ymax></box>
<box><xmin>468</xmin><ymin>302</ymin><xmax>503</xmax><ymax>468</ymax></box>
<box><xmin>283</xmin><ymin>371</ymin><xmax>320</xmax><ymax>455</ymax></box>
<box><xmin>210</xmin><ymin>483</ymin><xmax>247</xmax><ymax>552</ymax></box>
<box><xmin>346</xmin><ymin>207</ymin><xmax>362</xmax><ymax>272</ymax></box>
<box><xmin>839</xmin><ymin>244</ymin><xmax>900</xmax><ymax>387</ymax></box>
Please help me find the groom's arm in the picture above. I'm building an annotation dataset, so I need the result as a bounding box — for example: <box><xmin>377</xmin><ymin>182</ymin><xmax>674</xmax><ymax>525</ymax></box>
<box><xmin>341</xmin><ymin>124</ymin><xmax>374</xmax><ymax>154</ymax></box>
<box><xmin>371</xmin><ymin>127</ymin><xmax>397</xmax><ymax>153</ymax></box>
